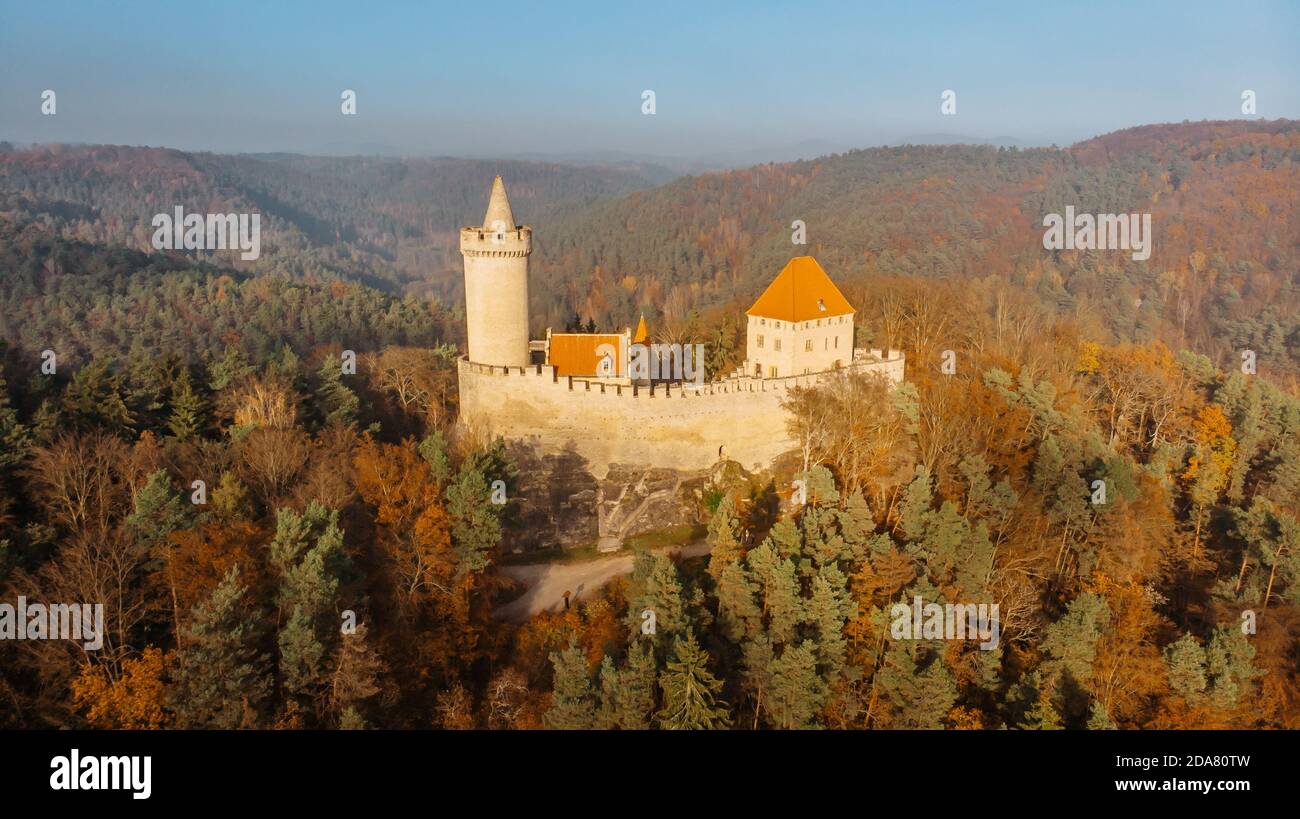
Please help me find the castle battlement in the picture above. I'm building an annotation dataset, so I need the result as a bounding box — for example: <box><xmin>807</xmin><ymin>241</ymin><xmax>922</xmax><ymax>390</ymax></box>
<box><xmin>460</xmin><ymin>348</ymin><xmax>903</xmax><ymax>398</ymax></box>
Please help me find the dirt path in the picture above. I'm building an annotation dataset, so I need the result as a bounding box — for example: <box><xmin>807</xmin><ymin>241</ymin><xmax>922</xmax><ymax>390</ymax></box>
<box><xmin>493</xmin><ymin>541</ymin><xmax>710</xmax><ymax>622</ymax></box>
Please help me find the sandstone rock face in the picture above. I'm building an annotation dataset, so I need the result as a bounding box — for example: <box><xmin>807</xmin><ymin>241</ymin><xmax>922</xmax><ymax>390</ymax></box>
<box><xmin>506</xmin><ymin>442</ymin><xmax>601</xmax><ymax>552</ymax></box>
<box><xmin>502</xmin><ymin>442</ymin><xmax>750</xmax><ymax>553</ymax></box>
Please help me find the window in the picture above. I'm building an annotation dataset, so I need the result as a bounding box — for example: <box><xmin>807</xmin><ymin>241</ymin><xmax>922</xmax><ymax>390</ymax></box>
<box><xmin>834</xmin><ymin>336</ymin><xmax>839</xmax><ymax>349</ymax></box>
<box><xmin>768</xmin><ymin>366</ymin><xmax>778</xmax><ymax>378</ymax></box>
<box><xmin>817</xmin><ymin>298</ymin><xmax>826</xmax><ymax>312</ymax></box>
<box><xmin>804</xmin><ymin>339</ymin><xmax>813</xmax><ymax>352</ymax></box>
<box><xmin>760</xmin><ymin>318</ymin><xmax>766</xmax><ymax>326</ymax></box>
<box><xmin>754</xmin><ymin>363</ymin><xmax>761</xmax><ymax>377</ymax></box>
<box><xmin>774</xmin><ymin>339</ymin><xmax>782</xmax><ymax>351</ymax></box>
<box><xmin>824</xmin><ymin>338</ymin><xmax>828</xmax><ymax>350</ymax></box>
<box><xmin>757</xmin><ymin>334</ymin><xmax>764</xmax><ymax>348</ymax></box>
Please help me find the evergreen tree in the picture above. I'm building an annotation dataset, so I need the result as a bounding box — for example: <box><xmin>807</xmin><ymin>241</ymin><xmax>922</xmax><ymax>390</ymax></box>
<box><xmin>705</xmin><ymin>495</ymin><xmax>744</xmax><ymax>582</ymax></box>
<box><xmin>876</xmin><ymin>641</ymin><xmax>957</xmax><ymax>729</ymax></box>
<box><xmin>171</xmin><ymin>566</ymin><xmax>271</xmax><ymax>728</ymax></box>
<box><xmin>614</xmin><ymin>640</ymin><xmax>659</xmax><ymax>730</ymax></box>
<box><xmin>764</xmin><ymin>641</ymin><xmax>827</xmax><ymax>729</ymax></box>
<box><xmin>1164</xmin><ymin>633</ymin><xmax>1209</xmax><ymax>700</ymax></box>
<box><xmin>444</xmin><ymin>461</ymin><xmax>501</xmax><ymax>585</ymax></box>
<box><xmin>314</xmin><ymin>353</ymin><xmax>359</xmax><ymax>428</ymax></box>
<box><xmin>625</xmin><ymin>550</ymin><xmax>687</xmax><ymax>651</ymax></box>
<box><xmin>716</xmin><ymin>560</ymin><xmax>761</xmax><ymax>643</ymax></box>
<box><xmin>0</xmin><ymin>371</ymin><xmax>30</xmax><ymax>471</ymax></box>
<box><xmin>126</xmin><ymin>469</ymin><xmax>191</xmax><ymax>549</ymax></box>
<box><xmin>268</xmin><ymin>504</ymin><xmax>349</xmax><ymax>709</ymax></box>
<box><xmin>418</xmin><ymin>430</ymin><xmax>453</xmax><ymax>485</ymax></box>
<box><xmin>167</xmin><ymin>366</ymin><xmax>207</xmax><ymax>439</ymax></box>
<box><xmin>544</xmin><ymin>639</ymin><xmax>596</xmax><ymax>730</ymax></box>
<box><xmin>1205</xmin><ymin>626</ymin><xmax>1262</xmax><ymax>708</ymax></box>
<box><xmin>207</xmin><ymin>345</ymin><xmax>254</xmax><ymax>392</ymax></box>
<box><xmin>808</xmin><ymin>563</ymin><xmax>854</xmax><ymax>680</ymax></box>
<box><xmin>657</xmin><ymin>632</ymin><xmax>730</xmax><ymax>730</ymax></box>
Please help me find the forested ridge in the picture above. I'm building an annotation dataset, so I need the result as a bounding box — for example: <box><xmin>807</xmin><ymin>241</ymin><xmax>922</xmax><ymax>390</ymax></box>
<box><xmin>0</xmin><ymin>119</ymin><xmax>1297</xmax><ymax>730</ymax></box>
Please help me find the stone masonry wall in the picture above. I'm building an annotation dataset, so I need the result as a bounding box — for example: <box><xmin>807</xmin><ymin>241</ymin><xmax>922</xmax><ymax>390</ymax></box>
<box><xmin>457</xmin><ymin>352</ymin><xmax>905</xmax><ymax>478</ymax></box>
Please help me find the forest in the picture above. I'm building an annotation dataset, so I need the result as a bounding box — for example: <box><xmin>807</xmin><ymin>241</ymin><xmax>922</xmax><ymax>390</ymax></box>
<box><xmin>0</xmin><ymin>119</ymin><xmax>1296</xmax><ymax>729</ymax></box>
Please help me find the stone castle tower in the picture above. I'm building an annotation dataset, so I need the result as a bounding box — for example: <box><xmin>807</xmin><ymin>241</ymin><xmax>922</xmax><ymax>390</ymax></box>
<box><xmin>460</xmin><ymin>176</ymin><xmax>532</xmax><ymax>367</ymax></box>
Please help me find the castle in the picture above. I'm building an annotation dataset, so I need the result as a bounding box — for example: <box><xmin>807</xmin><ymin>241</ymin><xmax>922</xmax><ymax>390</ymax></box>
<box><xmin>456</xmin><ymin>177</ymin><xmax>905</xmax><ymax>477</ymax></box>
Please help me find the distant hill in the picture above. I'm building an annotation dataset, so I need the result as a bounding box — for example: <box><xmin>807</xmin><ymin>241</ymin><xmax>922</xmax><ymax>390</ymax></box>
<box><xmin>533</xmin><ymin>119</ymin><xmax>1300</xmax><ymax>376</ymax></box>
<box><xmin>0</xmin><ymin>145</ymin><xmax>662</xmax><ymax>298</ymax></box>
<box><xmin>1</xmin><ymin>121</ymin><xmax>1297</xmax><ymax>377</ymax></box>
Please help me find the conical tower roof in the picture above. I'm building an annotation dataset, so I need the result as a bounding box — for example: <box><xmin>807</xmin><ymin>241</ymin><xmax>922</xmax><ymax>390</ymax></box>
<box><xmin>483</xmin><ymin>175</ymin><xmax>516</xmax><ymax>229</ymax></box>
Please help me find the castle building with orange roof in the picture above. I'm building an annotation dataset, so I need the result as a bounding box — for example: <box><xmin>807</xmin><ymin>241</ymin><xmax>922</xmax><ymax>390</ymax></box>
<box><xmin>455</xmin><ymin>178</ymin><xmax>905</xmax><ymax>479</ymax></box>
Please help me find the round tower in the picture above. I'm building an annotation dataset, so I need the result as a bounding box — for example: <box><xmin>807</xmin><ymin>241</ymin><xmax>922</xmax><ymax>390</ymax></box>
<box><xmin>460</xmin><ymin>175</ymin><xmax>532</xmax><ymax>368</ymax></box>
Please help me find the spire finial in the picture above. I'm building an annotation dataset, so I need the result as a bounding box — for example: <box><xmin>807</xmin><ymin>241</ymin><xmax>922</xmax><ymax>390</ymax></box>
<box><xmin>483</xmin><ymin>175</ymin><xmax>516</xmax><ymax>230</ymax></box>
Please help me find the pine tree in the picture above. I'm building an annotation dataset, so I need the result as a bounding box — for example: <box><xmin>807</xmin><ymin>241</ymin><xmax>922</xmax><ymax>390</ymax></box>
<box><xmin>268</xmin><ymin>504</ymin><xmax>348</xmax><ymax>709</ymax></box>
<box><xmin>544</xmin><ymin>639</ymin><xmax>596</xmax><ymax>729</ymax></box>
<box><xmin>876</xmin><ymin>641</ymin><xmax>957</xmax><ymax>729</ymax></box>
<box><xmin>171</xmin><ymin>565</ymin><xmax>271</xmax><ymax>728</ymax></box>
<box><xmin>625</xmin><ymin>550</ymin><xmax>687</xmax><ymax>651</ymax></box>
<box><xmin>716</xmin><ymin>560</ymin><xmax>761</xmax><ymax>643</ymax></box>
<box><xmin>126</xmin><ymin>469</ymin><xmax>191</xmax><ymax>549</ymax></box>
<box><xmin>765</xmin><ymin>641</ymin><xmax>827</xmax><ymax>729</ymax></box>
<box><xmin>445</xmin><ymin>461</ymin><xmax>502</xmax><ymax>586</ymax></box>
<box><xmin>595</xmin><ymin>656</ymin><xmax>620</xmax><ymax>730</ymax></box>
<box><xmin>745</xmin><ymin>541</ymin><xmax>802</xmax><ymax>644</ymax></box>
<box><xmin>418</xmin><ymin>430</ymin><xmax>453</xmax><ymax>485</ymax></box>
<box><xmin>314</xmin><ymin>353</ymin><xmax>359</xmax><ymax>428</ymax></box>
<box><xmin>1164</xmin><ymin>633</ymin><xmax>1209</xmax><ymax>700</ymax></box>
<box><xmin>808</xmin><ymin>563</ymin><xmax>854</xmax><ymax>679</ymax></box>
<box><xmin>612</xmin><ymin>641</ymin><xmax>657</xmax><ymax>729</ymax></box>
<box><xmin>0</xmin><ymin>371</ymin><xmax>30</xmax><ymax>471</ymax></box>
<box><xmin>1087</xmin><ymin>701</ymin><xmax>1117</xmax><ymax>729</ymax></box>
<box><xmin>167</xmin><ymin>366</ymin><xmax>207</xmax><ymax>439</ymax></box>
<box><xmin>127</xmin><ymin>469</ymin><xmax>192</xmax><ymax>641</ymax></box>
<box><xmin>706</xmin><ymin>495</ymin><xmax>744</xmax><ymax>582</ymax></box>
<box><xmin>657</xmin><ymin>632</ymin><xmax>730</xmax><ymax>730</ymax></box>
<box><xmin>1205</xmin><ymin>626</ymin><xmax>1262</xmax><ymax>708</ymax></box>
<box><xmin>207</xmin><ymin>345</ymin><xmax>254</xmax><ymax>392</ymax></box>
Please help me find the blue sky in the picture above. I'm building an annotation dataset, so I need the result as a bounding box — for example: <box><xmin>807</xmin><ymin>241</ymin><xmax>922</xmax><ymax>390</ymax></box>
<box><xmin>1</xmin><ymin>0</ymin><xmax>1296</xmax><ymax>158</ymax></box>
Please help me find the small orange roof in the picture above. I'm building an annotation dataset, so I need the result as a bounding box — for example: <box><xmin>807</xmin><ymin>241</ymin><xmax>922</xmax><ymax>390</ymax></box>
<box><xmin>746</xmin><ymin>256</ymin><xmax>855</xmax><ymax>322</ymax></box>
<box><xmin>549</xmin><ymin>333</ymin><xmax>623</xmax><ymax>377</ymax></box>
<box><xmin>633</xmin><ymin>315</ymin><xmax>648</xmax><ymax>344</ymax></box>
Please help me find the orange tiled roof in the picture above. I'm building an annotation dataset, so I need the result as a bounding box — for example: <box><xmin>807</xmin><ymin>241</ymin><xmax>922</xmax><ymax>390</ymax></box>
<box><xmin>633</xmin><ymin>315</ymin><xmax>648</xmax><ymax>344</ymax></box>
<box><xmin>746</xmin><ymin>256</ymin><xmax>855</xmax><ymax>322</ymax></box>
<box><xmin>548</xmin><ymin>333</ymin><xmax>623</xmax><ymax>377</ymax></box>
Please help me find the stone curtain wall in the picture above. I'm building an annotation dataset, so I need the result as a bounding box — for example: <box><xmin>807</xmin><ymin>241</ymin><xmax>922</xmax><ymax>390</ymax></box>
<box><xmin>457</xmin><ymin>351</ymin><xmax>904</xmax><ymax>477</ymax></box>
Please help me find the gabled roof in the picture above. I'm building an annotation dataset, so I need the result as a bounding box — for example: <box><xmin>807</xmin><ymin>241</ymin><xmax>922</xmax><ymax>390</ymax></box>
<box><xmin>549</xmin><ymin>333</ymin><xmax>623</xmax><ymax>377</ymax></box>
<box><xmin>746</xmin><ymin>256</ymin><xmax>855</xmax><ymax>322</ymax></box>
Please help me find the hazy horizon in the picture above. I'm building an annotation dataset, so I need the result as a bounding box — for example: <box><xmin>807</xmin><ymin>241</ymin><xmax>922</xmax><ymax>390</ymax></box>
<box><xmin>2</xmin><ymin>0</ymin><xmax>1297</xmax><ymax>164</ymax></box>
